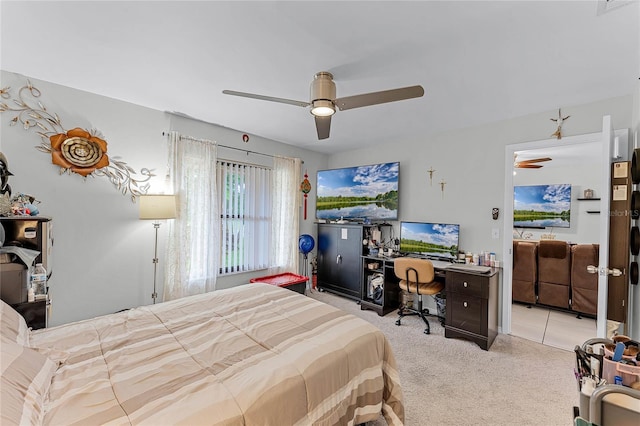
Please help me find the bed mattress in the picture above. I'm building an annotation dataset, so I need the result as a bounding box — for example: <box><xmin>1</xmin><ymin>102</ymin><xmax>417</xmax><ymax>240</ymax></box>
<box><xmin>29</xmin><ymin>283</ymin><xmax>404</xmax><ymax>425</ymax></box>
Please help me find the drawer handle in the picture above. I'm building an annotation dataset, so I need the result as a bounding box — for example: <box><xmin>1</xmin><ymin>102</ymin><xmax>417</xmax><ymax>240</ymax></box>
<box><xmin>463</xmin><ymin>301</ymin><xmax>468</xmax><ymax>308</ymax></box>
<box><xmin>463</xmin><ymin>282</ymin><xmax>468</xmax><ymax>288</ymax></box>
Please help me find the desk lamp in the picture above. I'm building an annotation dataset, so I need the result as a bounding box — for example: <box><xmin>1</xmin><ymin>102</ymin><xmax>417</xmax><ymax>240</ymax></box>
<box><xmin>139</xmin><ymin>194</ymin><xmax>177</xmax><ymax>304</ymax></box>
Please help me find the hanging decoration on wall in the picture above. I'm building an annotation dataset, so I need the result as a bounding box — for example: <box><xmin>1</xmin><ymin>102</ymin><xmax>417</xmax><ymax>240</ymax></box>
<box><xmin>0</xmin><ymin>80</ymin><xmax>154</xmax><ymax>201</ymax></box>
<box><xmin>300</xmin><ymin>170</ymin><xmax>311</xmax><ymax>220</ymax></box>
<box><xmin>439</xmin><ymin>179</ymin><xmax>446</xmax><ymax>199</ymax></box>
<box><xmin>427</xmin><ymin>166</ymin><xmax>436</xmax><ymax>186</ymax></box>
<box><xmin>550</xmin><ymin>108</ymin><xmax>570</xmax><ymax>139</ymax></box>
<box><xmin>492</xmin><ymin>207</ymin><xmax>499</xmax><ymax>220</ymax></box>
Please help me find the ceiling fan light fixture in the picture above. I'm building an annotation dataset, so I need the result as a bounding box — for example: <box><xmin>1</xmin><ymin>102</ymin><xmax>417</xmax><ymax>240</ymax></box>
<box><xmin>311</xmin><ymin>100</ymin><xmax>335</xmax><ymax>117</ymax></box>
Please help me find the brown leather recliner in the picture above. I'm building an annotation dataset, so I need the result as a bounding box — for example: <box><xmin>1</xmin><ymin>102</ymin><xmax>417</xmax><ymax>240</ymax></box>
<box><xmin>571</xmin><ymin>244</ymin><xmax>599</xmax><ymax>316</ymax></box>
<box><xmin>537</xmin><ymin>240</ymin><xmax>571</xmax><ymax>309</ymax></box>
<box><xmin>512</xmin><ymin>241</ymin><xmax>538</xmax><ymax>304</ymax></box>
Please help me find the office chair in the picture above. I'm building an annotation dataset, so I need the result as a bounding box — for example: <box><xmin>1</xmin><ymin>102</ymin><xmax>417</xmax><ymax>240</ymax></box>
<box><xmin>393</xmin><ymin>257</ymin><xmax>445</xmax><ymax>335</ymax></box>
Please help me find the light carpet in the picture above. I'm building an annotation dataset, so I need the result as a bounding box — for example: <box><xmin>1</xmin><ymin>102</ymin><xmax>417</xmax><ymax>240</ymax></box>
<box><xmin>308</xmin><ymin>289</ymin><xmax>579</xmax><ymax>426</ymax></box>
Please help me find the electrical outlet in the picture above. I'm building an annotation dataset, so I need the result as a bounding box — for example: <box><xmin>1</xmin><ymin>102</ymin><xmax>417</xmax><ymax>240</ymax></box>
<box><xmin>491</xmin><ymin>228</ymin><xmax>500</xmax><ymax>239</ymax></box>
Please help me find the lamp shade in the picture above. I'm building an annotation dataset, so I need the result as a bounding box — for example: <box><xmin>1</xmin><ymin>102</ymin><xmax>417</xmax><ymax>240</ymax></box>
<box><xmin>139</xmin><ymin>195</ymin><xmax>177</xmax><ymax>220</ymax></box>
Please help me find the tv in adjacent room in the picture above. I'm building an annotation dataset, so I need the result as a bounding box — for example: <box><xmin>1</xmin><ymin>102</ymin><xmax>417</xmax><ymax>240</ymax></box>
<box><xmin>399</xmin><ymin>221</ymin><xmax>460</xmax><ymax>260</ymax></box>
<box><xmin>316</xmin><ymin>161</ymin><xmax>399</xmax><ymax>221</ymax></box>
<box><xmin>513</xmin><ymin>184</ymin><xmax>571</xmax><ymax>228</ymax></box>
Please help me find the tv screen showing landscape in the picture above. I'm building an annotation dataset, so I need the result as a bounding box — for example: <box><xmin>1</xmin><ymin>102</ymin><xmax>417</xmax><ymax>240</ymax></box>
<box><xmin>513</xmin><ymin>184</ymin><xmax>571</xmax><ymax>228</ymax></box>
<box><xmin>316</xmin><ymin>162</ymin><xmax>399</xmax><ymax>221</ymax></box>
<box><xmin>399</xmin><ymin>221</ymin><xmax>460</xmax><ymax>260</ymax></box>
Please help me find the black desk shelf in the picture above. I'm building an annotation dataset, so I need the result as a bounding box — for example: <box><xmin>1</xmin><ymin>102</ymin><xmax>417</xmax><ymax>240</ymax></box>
<box><xmin>361</xmin><ymin>256</ymin><xmax>400</xmax><ymax>316</ymax></box>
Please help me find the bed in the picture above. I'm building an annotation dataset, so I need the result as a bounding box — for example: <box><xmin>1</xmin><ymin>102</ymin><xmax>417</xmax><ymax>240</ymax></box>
<box><xmin>1</xmin><ymin>283</ymin><xmax>404</xmax><ymax>425</ymax></box>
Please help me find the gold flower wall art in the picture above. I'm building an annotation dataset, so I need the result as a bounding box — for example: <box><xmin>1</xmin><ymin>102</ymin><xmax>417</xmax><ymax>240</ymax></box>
<box><xmin>0</xmin><ymin>80</ymin><xmax>153</xmax><ymax>201</ymax></box>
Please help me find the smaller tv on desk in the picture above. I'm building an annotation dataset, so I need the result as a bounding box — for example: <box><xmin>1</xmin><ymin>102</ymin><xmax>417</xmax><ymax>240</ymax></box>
<box><xmin>399</xmin><ymin>221</ymin><xmax>460</xmax><ymax>262</ymax></box>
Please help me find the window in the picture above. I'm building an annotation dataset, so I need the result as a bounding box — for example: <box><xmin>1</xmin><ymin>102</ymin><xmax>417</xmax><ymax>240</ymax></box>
<box><xmin>217</xmin><ymin>160</ymin><xmax>272</xmax><ymax>275</ymax></box>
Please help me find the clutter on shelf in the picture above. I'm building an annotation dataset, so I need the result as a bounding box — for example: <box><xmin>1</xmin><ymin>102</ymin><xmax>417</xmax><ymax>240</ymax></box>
<box><xmin>0</xmin><ymin>151</ymin><xmax>40</xmax><ymax>217</ymax></box>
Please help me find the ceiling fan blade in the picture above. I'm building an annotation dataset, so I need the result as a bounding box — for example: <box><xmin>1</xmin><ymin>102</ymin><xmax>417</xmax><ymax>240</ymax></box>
<box><xmin>518</xmin><ymin>157</ymin><xmax>552</xmax><ymax>164</ymax></box>
<box><xmin>315</xmin><ymin>115</ymin><xmax>331</xmax><ymax>140</ymax></box>
<box><xmin>516</xmin><ymin>164</ymin><xmax>543</xmax><ymax>169</ymax></box>
<box><xmin>222</xmin><ymin>90</ymin><xmax>310</xmax><ymax>108</ymax></box>
<box><xmin>334</xmin><ymin>85</ymin><xmax>424</xmax><ymax>111</ymax></box>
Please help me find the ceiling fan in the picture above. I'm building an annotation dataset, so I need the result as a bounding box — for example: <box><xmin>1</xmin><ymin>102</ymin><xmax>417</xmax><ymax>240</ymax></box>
<box><xmin>222</xmin><ymin>71</ymin><xmax>424</xmax><ymax>140</ymax></box>
<box><xmin>514</xmin><ymin>154</ymin><xmax>552</xmax><ymax>169</ymax></box>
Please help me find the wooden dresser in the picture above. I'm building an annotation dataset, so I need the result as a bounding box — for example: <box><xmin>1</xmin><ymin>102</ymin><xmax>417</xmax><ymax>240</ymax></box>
<box><xmin>444</xmin><ymin>269</ymin><xmax>500</xmax><ymax>350</ymax></box>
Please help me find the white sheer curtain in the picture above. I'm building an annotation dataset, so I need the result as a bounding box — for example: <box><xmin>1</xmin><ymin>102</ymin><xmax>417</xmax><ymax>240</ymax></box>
<box><xmin>164</xmin><ymin>132</ymin><xmax>219</xmax><ymax>300</ymax></box>
<box><xmin>269</xmin><ymin>156</ymin><xmax>301</xmax><ymax>275</ymax></box>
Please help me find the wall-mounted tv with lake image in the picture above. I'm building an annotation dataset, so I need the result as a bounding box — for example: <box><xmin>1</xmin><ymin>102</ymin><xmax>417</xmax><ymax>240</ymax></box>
<box><xmin>513</xmin><ymin>184</ymin><xmax>571</xmax><ymax>228</ymax></box>
<box><xmin>316</xmin><ymin>162</ymin><xmax>399</xmax><ymax>221</ymax></box>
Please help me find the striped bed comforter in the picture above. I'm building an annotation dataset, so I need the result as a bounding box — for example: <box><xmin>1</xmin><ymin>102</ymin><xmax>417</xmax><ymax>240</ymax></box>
<box><xmin>30</xmin><ymin>283</ymin><xmax>404</xmax><ymax>425</ymax></box>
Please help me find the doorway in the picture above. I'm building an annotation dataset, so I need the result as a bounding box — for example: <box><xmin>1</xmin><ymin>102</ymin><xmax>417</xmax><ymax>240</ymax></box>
<box><xmin>502</xmin><ymin>125</ymin><xmax>629</xmax><ymax>346</ymax></box>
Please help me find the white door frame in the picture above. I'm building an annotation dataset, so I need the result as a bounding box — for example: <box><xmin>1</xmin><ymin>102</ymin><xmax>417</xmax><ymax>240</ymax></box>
<box><xmin>501</xmin><ymin>119</ymin><xmax>627</xmax><ymax>336</ymax></box>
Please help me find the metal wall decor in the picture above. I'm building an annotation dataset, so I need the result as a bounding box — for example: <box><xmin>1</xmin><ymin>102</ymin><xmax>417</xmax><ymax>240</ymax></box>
<box><xmin>427</xmin><ymin>166</ymin><xmax>436</xmax><ymax>186</ymax></box>
<box><xmin>550</xmin><ymin>108</ymin><xmax>570</xmax><ymax>139</ymax></box>
<box><xmin>0</xmin><ymin>80</ymin><xmax>154</xmax><ymax>201</ymax></box>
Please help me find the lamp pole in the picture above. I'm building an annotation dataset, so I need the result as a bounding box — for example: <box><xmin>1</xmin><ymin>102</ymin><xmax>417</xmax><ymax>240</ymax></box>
<box><xmin>139</xmin><ymin>194</ymin><xmax>177</xmax><ymax>305</ymax></box>
<box><xmin>152</xmin><ymin>222</ymin><xmax>160</xmax><ymax>303</ymax></box>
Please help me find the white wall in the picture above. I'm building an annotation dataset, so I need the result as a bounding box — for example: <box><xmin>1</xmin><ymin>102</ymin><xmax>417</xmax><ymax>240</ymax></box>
<box><xmin>2</xmin><ymin>69</ymin><xmax>638</xmax><ymax>335</ymax></box>
<box><xmin>512</xmin><ymin>160</ymin><xmax>601</xmax><ymax>244</ymax></box>
<box><xmin>327</xmin><ymin>94</ymin><xmax>635</xmax><ymax>331</ymax></box>
<box><xmin>0</xmin><ymin>71</ymin><xmax>327</xmax><ymax>325</ymax></box>
<box><xmin>328</xmin><ymin>96</ymin><xmax>634</xmax><ymax>262</ymax></box>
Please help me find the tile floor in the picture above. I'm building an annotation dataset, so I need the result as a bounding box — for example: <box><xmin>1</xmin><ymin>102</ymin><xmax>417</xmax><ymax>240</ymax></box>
<box><xmin>511</xmin><ymin>303</ymin><xmax>597</xmax><ymax>351</ymax></box>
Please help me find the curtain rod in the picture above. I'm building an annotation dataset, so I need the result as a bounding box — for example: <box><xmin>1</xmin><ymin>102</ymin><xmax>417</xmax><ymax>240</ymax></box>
<box><xmin>161</xmin><ymin>131</ymin><xmax>302</xmax><ymax>162</ymax></box>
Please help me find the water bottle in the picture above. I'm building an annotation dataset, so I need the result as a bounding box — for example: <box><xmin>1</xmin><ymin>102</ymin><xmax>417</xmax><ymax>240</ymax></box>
<box><xmin>31</xmin><ymin>263</ymin><xmax>47</xmax><ymax>295</ymax></box>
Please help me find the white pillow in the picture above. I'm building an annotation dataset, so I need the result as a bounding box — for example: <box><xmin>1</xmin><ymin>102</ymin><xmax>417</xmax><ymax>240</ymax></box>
<box><xmin>1</xmin><ymin>341</ymin><xmax>58</xmax><ymax>425</ymax></box>
<box><xmin>0</xmin><ymin>299</ymin><xmax>29</xmax><ymax>346</ymax></box>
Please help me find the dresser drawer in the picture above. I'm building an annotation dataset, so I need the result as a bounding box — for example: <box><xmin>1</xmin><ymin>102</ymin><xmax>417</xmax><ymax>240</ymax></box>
<box><xmin>447</xmin><ymin>293</ymin><xmax>483</xmax><ymax>335</ymax></box>
<box><xmin>446</xmin><ymin>271</ymin><xmax>488</xmax><ymax>298</ymax></box>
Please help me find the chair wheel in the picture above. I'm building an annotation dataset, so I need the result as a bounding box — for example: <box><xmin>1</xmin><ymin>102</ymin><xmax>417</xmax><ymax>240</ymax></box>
<box><xmin>395</xmin><ymin>319</ymin><xmax>401</xmax><ymax>326</ymax></box>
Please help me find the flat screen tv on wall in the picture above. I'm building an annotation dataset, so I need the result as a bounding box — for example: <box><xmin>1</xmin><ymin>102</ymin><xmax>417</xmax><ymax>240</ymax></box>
<box><xmin>513</xmin><ymin>184</ymin><xmax>571</xmax><ymax>228</ymax></box>
<box><xmin>316</xmin><ymin>161</ymin><xmax>399</xmax><ymax>222</ymax></box>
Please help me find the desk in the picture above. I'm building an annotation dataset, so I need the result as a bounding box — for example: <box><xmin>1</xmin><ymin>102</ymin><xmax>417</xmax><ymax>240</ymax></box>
<box><xmin>361</xmin><ymin>255</ymin><xmax>500</xmax><ymax>350</ymax></box>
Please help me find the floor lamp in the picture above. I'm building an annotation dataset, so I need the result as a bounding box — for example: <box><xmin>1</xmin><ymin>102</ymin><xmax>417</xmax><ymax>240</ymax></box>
<box><xmin>139</xmin><ymin>194</ymin><xmax>177</xmax><ymax>304</ymax></box>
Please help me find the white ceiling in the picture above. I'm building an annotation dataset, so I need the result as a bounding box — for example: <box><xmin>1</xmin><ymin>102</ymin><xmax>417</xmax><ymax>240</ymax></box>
<box><xmin>1</xmin><ymin>1</ymin><xmax>638</xmax><ymax>155</ymax></box>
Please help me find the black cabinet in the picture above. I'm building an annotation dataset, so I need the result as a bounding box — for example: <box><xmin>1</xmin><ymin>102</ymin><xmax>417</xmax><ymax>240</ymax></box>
<box><xmin>11</xmin><ymin>300</ymin><xmax>48</xmax><ymax>329</ymax></box>
<box><xmin>317</xmin><ymin>224</ymin><xmax>364</xmax><ymax>300</ymax></box>
<box><xmin>361</xmin><ymin>256</ymin><xmax>400</xmax><ymax>316</ymax></box>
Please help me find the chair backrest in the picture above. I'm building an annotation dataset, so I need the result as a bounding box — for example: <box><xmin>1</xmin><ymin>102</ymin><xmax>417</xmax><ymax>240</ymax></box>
<box><xmin>513</xmin><ymin>240</ymin><xmax>538</xmax><ymax>281</ymax></box>
<box><xmin>538</xmin><ymin>240</ymin><xmax>571</xmax><ymax>284</ymax></box>
<box><xmin>393</xmin><ymin>257</ymin><xmax>435</xmax><ymax>284</ymax></box>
